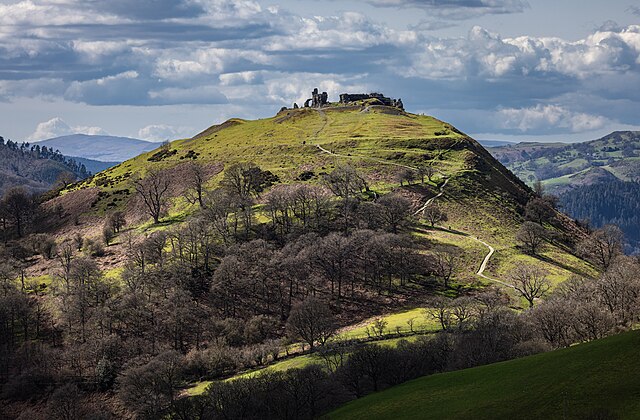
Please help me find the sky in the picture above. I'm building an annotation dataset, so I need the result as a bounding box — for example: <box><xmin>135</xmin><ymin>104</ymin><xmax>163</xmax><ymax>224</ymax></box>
<box><xmin>0</xmin><ymin>0</ymin><xmax>639</xmax><ymax>143</ymax></box>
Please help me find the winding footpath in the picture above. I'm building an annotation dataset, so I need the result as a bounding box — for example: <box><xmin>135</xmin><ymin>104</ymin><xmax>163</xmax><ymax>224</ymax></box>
<box><xmin>312</xmin><ymin>114</ymin><xmax>511</xmax><ymax>287</ymax></box>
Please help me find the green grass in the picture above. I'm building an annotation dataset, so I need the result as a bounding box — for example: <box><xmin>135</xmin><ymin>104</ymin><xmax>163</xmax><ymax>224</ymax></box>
<box><xmin>184</xmin><ymin>331</ymin><xmax>435</xmax><ymax>396</ymax></box>
<box><xmin>337</xmin><ymin>308</ymin><xmax>440</xmax><ymax>340</ymax></box>
<box><xmin>328</xmin><ymin>330</ymin><xmax>640</xmax><ymax>420</ymax></box>
<box><xmin>58</xmin><ymin>105</ymin><xmax>589</xmax><ymax>289</ymax></box>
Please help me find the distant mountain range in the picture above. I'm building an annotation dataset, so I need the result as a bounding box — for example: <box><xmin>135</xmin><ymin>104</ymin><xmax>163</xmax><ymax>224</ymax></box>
<box><xmin>35</xmin><ymin>134</ymin><xmax>158</xmax><ymax>162</ymax></box>
<box><xmin>488</xmin><ymin>131</ymin><xmax>640</xmax><ymax>252</ymax></box>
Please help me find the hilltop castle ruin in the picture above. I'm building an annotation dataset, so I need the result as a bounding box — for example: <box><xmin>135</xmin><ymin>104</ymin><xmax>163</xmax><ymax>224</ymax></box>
<box><xmin>294</xmin><ymin>88</ymin><xmax>404</xmax><ymax>111</ymax></box>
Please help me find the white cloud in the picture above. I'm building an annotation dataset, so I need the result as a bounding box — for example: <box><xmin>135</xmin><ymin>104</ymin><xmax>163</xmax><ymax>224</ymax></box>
<box><xmin>28</xmin><ymin>117</ymin><xmax>108</xmax><ymax>141</ymax></box>
<box><xmin>497</xmin><ymin>105</ymin><xmax>609</xmax><ymax>133</ymax></box>
<box><xmin>138</xmin><ymin>124</ymin><xmax>193</xmax><ymax>142</ymax></box>
<box><xmin>406</xmin><ymin>25</ymin><xmax>640</xmax><ymax>80</ymax></box>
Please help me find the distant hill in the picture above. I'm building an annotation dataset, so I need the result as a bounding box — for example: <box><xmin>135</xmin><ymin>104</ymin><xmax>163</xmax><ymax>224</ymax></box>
<box><xmin>488</xmin><ymin>131</ymin><xmax>640</xmax><ymax>251</ymax></box>
<box><xmin>329</xmin><ymin>330</ymin><xmax>640</xmax><ymax>419</ymax></box>
<box><xmin>0</xmin><ymin>136</ymin><xmax>90</xmax><ymax>196</ymax></box>
<box><xmin>477</xmin><ymin>139</ymin><xmax>517</xmax><ymax>147</ymax></box>
<box><xmin>35</xmin><ymin>134</ymin><xmax>158</xmax><ymax>162</ymax></box>
<box><xmin>488</xmin><ymin>131</ymin><xmax>640</xmax><ymax>192</ymax></box>
<box><xmin>72</xmin><ymin>156</ymin><xmax>120</xmax><ymax>174</ymax></box>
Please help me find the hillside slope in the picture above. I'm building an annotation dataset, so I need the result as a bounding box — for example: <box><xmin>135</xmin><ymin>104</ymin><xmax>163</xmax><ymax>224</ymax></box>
<box><xmin>35</xmin><ymin>134</ymin><xmax>157</xmax><ymax>162</ymax></box>
<box><xmin>50</xmin><ymin>105</ymin><xmax>593</xmax><ymax>285</ymax></box>
<box><xmin>328</xmin><ymin>330</ymin><xmax>640</xmax><ymax>420</ymax></box>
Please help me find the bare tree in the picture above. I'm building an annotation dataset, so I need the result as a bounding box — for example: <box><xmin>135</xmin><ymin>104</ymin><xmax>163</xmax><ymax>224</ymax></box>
<box><xmin>324</xmin><ymin>165</ymin><xmax>368</xmax><ymax>232</ymax></box>
<box><xmin>398</xmin><ymin>168</ymin><xmax>416</xmax><ymax>186</ymax></box>
<box><xmin>578</xmin><ymin>225</ymin><xmax>624</xmax><ymax>269</ymax></box>
<box><xmin>426</xmin><ymin>296</ymin><xmax>452</xmax><ymax>331</ymax></box>
<box><xmin>376</xmin><ymin>194</ymin><xmax>412</xmax><ymax>233</ymax></box>
<box><xmin>417</xmin><ymin>165</ymin><xmax>435</xmax><ymax>184</ymax></box>
<box><xmin>134</xmin><ymin>169</ymin><xmax>171</xmax><ymax>224</ymax></box>
<box><xmin>184</xmin><ymin>162</ymin><xmax>207</xmax><ymax>208</ymax></box>
<box><xmin>509</xmin><ymin>264</ymin><xmax>550</xmax><ymax>308</ymax></box>
<box><xmin>221</xmin><ymin>162</ymin><xmax>277</xmax><ymax>200</ymax></box>
<box><xmin>529</xmin><ymin>299</ymin><xmax>575</xmax><ymax>348</ymax></box>
<box><xmin>0</xmin><ymin>187</ymin><xmax>35</xmax><ymax>237</ymax></box>
<box><xmin>525</xmin><ymin>197</ymin><xmax>555</xmax><ymax>225</ymax></box>
<box><xmin>107</xmin><ymin>211</ymin><xmax>127</xmax><ymax>233</ymax></box>
<box><xmin>286</xmin><ymin>297</ymin><xmax>336</xmax><ymax>351</ymax></box>
<box><xmin>516</xmin><ymin>221</ymin><xmax>546</xmax><ymax>255</ymax></box>
<box><xmin>422</xmin><ymin>202</ymin><xmax>448</xmax><ymax>227</ymax></box>
<box><xmin>433</xmin><ymin>247</ymin><xmax>458</xmax><ymax>288</ymax></box>
<box><xmin>596</xmin><ymin>256</ymin><xmax>640</xmax><ymax>325</ymax></box>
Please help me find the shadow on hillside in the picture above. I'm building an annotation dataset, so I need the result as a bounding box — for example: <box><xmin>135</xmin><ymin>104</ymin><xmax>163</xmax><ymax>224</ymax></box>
<box><xmin>533</xmin><ymin>252</ymin><xmax>595</xmax><ymax>279</ymax></box>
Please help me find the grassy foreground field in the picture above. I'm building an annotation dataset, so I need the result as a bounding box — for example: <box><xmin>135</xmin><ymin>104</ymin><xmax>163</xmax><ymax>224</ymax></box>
<box><xmin>328</xmin><ymin>330</ymin><xmax>640</xmax><ymax>420</ymax></box>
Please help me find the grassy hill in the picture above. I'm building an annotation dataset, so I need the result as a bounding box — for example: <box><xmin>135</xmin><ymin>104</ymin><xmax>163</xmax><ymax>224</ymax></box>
<box><xmin>328</xmin><ymin>330</ymin><xmax>640</xmax><ymax>420</ymax></box>
<box><xmin>48</xmin><ymin>104</ymin><xmax>594</xmax><ymax>291</ymax></box>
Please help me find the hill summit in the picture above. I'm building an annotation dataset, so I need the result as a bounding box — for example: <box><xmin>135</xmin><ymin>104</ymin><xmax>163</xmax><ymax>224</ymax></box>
<box><xmin>289</xmin><ymin>88</ymin><xmax>404</xmax><ymax>110</ymax></box>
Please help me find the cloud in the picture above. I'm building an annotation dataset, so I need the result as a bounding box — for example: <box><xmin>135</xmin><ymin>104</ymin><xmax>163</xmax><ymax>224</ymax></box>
<box><xmin>497</xmin><ymin>105</ymin><xmax>610</xmax><ymax>133</ymax></box>
<box><xmin>83</xmin><ymin>0</ymin><xmax>205</xmax><ymax>20</ymax></box>
<box><xmin>28</xmin><ymin>117</ymin><xmax>108</xmax><ymax>141</ymax></box>
<box><xmin>1</xmin><ymin>0</ymin><xmax>640</xmax><ymax>140</ymax></box>
<box><xmin>403</xmin><ymin>24</ymin><xmax>640</xmax><ymax>85</ymax></box>
<box><xmin>138</xmin><ymin>124</ymin><xmax>193</xmax><ymax>141</ymax></box>
<box><xmin>359</xmin><ymin>0</ymin><xmax>529</xmax><ymax>18</ymax></box>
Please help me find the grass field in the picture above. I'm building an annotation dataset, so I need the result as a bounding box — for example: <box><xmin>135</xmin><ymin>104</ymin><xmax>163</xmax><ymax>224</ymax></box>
<box><xmin>328</xmin><ymin>330</ymin><xmax>640</xmax><ymax>420</ymax></box>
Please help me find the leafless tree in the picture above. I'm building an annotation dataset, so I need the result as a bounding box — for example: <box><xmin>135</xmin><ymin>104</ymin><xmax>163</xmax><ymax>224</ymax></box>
<box><xmin>525</xmin><ymin>197</ymin><xmax>555</xmax><ymax>225</ymax></box>
<box><xmin>184</xmin><ymin>162</ymin><xmax>207</xmax><ymax>208</ymax></box>
<box><xmin>578</xmin><ymin>225</ymin><xmax>625</xmax><ymax>269</ymax></box>
<box><xmin>426</xmin><ymin>296</ymin><xmax>452</xmax><ymax>331</ymax></box>
<box><xmin>596</xmin><ymin>256</ymin><xmax>640</xmax><ymax>325</ymax></box>
<box><xmin>449</xmin><ymin>296</ymin><xmax>477</xmax><ymax>330</ymax></box>
<box><xmin>286</xmin><ymin>297</ymin><xmax>336</xmax><ymax>351</ymax></box>
<box><xmin>529</xmin><ymin>299</ymin><xmax>575</xmax><ymax>348</ymax></box>
<box><xmin>221</xmin><ymin>162</ymin><xmax>276</xmax><ymax>200</ymax></box>
<box><xmin>376</xmin><ymin>194</ymin><xmax>412</xmax><ymax>233</ymax></box>
<box><xmin>509</xmin><ymin>264</ymin><xmax>550</xmax><ymax>308</ymax></box>
<box><xmin>324</xmin><ymin>165</ymin><xmax>367</xmax><ymax>231</ymax></box>
<box><xmin>516</xmin><ymin>221</ymin><xmax>546</xmax><ymax>255</ymax></box>
<box><xmin>422</xmin><ymin>202</ymin><xmax>447</xmax><ymax>227</ymax></box>
<box><xmin>398</xmin><ymin>168</ymin><xmax>416</xmax><ymax>186</ymax></box>
<box><xmin>417</xmin><ymin>165</ymin><xmax>435</xmax><ymax>183</ymax></box>
<box><xmin>134</xmin><ymin>169</ymin><xmax>171</xmax><ymax>224</ymax></box>
<box><xmin>432</xmin><ymin>247</ymin><xmax>458</xmax><ymax>288</ymax></box>
<box><xmin>107</xmin><ymin>211</ymin><xmax>127</xmax><ymax>233</ymax></box>
<box><xmin>0</xmin><ymin>187</ymin><xmax>36</xmax><ymax>237</ymax></box>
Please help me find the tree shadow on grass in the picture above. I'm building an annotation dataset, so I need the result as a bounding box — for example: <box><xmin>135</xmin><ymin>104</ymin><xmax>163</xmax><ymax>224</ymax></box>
<box><xmin>531</xmin><ymin>250</ymin><xmax>596</xmax><ymax>279</ymax></box>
